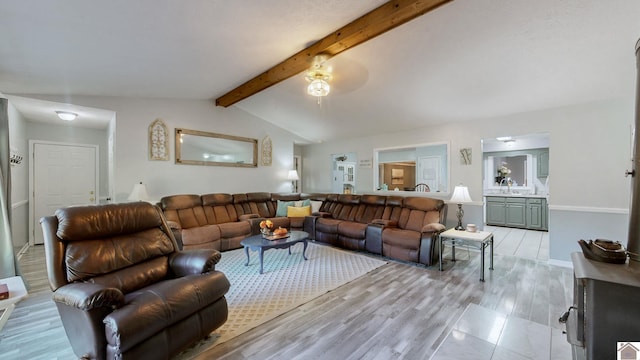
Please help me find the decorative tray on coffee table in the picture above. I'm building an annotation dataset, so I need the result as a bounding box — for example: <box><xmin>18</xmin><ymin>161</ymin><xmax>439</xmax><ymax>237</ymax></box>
<box><xmin>264</xmin><ymin>234</ymin><xmax>290</xmax><ymax>241</ymax></box>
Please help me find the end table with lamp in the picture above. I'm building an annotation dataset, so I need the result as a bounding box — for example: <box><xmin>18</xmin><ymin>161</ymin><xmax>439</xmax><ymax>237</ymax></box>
<box><xmin>450</xmin><ymin>184</ymin><xmax>472</xmax><ymax>230</ymax></box>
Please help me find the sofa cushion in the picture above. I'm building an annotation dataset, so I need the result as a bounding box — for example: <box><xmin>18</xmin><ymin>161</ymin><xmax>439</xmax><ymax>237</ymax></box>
<box><xmin>338</xmin><ymin>221</ymin><xmax>367</xmax><ymax>239</ymax></box>
<box><xmin>182</xmin><ymin>224</ymin><xmax>221</xmax><ymax>248</ymax></box>
<box><xmin>104</xmin><ymin>271</ymin><xmax>230</xmax><ymax>353</ymax></box>
<box><xmin>287</xmin><ymin>205</ymin><xmax>311</xmax><ymax>217</ymax></box>
<box><xmin>64</xmin><ymin>227</ymin><xmax>174</xmax><ymax>285</ymax></box>
<box><xmin>316</xmin><ymin>217</ymin><xmax>342</xmax><ymax>234</ymax></box>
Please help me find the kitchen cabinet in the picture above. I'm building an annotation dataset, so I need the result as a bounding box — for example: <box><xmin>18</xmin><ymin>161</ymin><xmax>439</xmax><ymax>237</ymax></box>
<box><xmin>537</xmin><ymin>150</ymin><xmax>549</xmax><ymax>178</ymax></box>
<box><xmin>486</xmin><ymin>197</ymin><xmax>506</xmax><ymax>225</ymax></box>
<box><xmin>505</xmin><ymin>198</ymin><xmax>526</xmax><ymax>227</ymax></box>
<box><xmin>485</xmin><ymin>196</ymin><xmax>547</xmax><ymax>231</ymax></box>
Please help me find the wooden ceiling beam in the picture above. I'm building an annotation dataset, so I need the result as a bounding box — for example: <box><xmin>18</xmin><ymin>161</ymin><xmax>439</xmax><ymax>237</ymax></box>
<box><xmin>215</xmin><ymin>0</ymin><xmax>453</xmax><ymax>107</ymax></box>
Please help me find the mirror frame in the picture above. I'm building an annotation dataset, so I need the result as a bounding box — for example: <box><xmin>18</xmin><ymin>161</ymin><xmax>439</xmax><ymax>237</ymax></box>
<box><xmin>373</xmin><ymin>141</ymin><xmax>450</xmax><ymax>194</ymax></box>
<box><xmin>175</xmin><ymin>128</ymin><xmax>258</xmax><ymax>167</ymax></box>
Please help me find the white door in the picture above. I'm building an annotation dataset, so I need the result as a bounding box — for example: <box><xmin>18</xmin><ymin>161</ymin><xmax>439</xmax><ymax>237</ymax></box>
<box><xmin>32</xmin><ymin>143</ymin><xmax>98</xmax><ymax>245</ymax></box>
<box><xmin>417</xmin><ymin>156</ymin><xmax>441</xmax><ymax>192</ymax></box>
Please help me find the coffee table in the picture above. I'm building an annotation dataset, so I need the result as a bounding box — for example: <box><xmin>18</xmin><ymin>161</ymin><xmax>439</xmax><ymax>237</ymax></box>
<box><xmin>240</xmin><ymin>230</ymin><xmax>309</xmax><ymax>274</ymax></box>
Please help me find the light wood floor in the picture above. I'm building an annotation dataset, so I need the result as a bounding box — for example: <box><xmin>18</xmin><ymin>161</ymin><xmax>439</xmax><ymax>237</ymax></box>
<box><xmin>1</xmin><ymin>236</ymin><xmax>573</xmax><ymax>360</ymax></box>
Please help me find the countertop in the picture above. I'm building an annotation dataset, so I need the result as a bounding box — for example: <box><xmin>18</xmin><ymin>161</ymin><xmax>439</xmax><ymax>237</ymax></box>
<box><xmin>484</xmin><ymin>193</ymin><xmax>548</xmax><ymax>199</ymax></box>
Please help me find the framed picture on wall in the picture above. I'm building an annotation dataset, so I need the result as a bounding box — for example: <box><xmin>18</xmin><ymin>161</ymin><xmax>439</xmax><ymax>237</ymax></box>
<box><xmin>391</xmin><ymin>168</ymin><xmax>404</xmax><ymax>184</ymax></box>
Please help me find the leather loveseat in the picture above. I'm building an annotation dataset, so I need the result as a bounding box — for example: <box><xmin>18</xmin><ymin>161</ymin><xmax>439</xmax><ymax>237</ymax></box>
<box><xmin>40</xmin><ymin>202</ymin><xmax>230</xmax><ymax>360</ymax></box>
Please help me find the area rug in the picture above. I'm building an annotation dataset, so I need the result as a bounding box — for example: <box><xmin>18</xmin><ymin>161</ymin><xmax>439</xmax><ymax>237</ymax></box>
<box><xmin>177</xmin><ymin>242</ymin><xmax>387</xmax><ymax>358</ymax></box>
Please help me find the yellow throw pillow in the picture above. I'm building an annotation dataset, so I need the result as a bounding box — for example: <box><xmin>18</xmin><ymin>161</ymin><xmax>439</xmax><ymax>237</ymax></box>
<box><xmin>287</xmin><ymin>205</ymin><xmax>311</xmax><ymax>217</ymax></box>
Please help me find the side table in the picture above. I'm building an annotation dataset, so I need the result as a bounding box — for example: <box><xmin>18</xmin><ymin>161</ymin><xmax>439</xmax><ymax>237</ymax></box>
<box><xmin>0</xmin><ymin>276</ymin><xmax>28</xmax><ymax>331</ymax></box>
<box><xmin>438</xmin><ymin>228</ymin><xmax>494</xmax><ymax>282</ymax></box>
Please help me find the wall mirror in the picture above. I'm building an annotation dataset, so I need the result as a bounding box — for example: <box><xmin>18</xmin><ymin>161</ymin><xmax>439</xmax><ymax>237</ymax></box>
<box><xmin>175</xmin><ymin>128</ymin><xmax>258</xmax><ymax>167</ymax></box>
<box><xmin>373</xmin><ymin>142</ymin><xmax>449</xmax><ymax>193</ymax></box>
<box><xmin>482</xmin><ymin>132</ymin><xmax>550</xmax><ymax>195</ymax></box>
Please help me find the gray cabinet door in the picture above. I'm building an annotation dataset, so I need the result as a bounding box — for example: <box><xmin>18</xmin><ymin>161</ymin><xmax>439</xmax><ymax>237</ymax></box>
<box><xmin>538</xmin><ymin>150</ymin><xmax>549</xmax><ymax>178</ymax></box>
<box><xmin>486</xmin><ymin>198</ymin><xmax>506</xmax><ymax>225</ymax></box>
<box><xmin>505</xmin><ymin>198</ymin><xmax>526</xmax><ymax>227</ymax></box>
<box><xmin>526</xmin><ymin>200</ymin><xmax>543</xmax><ymax>230</ymax></box>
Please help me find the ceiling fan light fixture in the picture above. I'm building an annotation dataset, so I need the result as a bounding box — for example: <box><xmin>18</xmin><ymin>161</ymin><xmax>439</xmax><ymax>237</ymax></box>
<box><xmin>307</xmin><ymin>78</ymin><xmax>330</xmax><ymax>97</ymax></box>
<box><xmin>55</xmin><ymin>111</ymin><xmax>78</xmax><ymax>121</ymax></box>
<box><xmin>305</xmin><ymin>54</ymin><xmax>332</xmax><ymax>100</ymax></box>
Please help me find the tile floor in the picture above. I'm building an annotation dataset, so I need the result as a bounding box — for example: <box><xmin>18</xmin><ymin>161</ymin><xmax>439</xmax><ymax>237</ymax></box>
<box><xmin>430</xmin><ymin>303</ymin><xmax>572</xmax><ymax>360</ymax></box>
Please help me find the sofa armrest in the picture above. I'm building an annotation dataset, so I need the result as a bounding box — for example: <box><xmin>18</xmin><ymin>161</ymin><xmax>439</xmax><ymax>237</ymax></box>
<box><xmin>421</xmin><ymin>222</ymin><xmax>446</xmax><ymax>234</ymax></box>
<box><xmin>418</xmin><ymin>223</ymin><xmax>446</xmax><ymax>266</ymax></box>
<box><xmin>165</xmin><ymin>220</ymin><xmax>184</xmax><ymax>250</ymax></box>
<box><xmin>169</xmin><ymin>249</ymin><xmax>222</xmax><ymax>276</ymax></box>
<box><xmin>53</xmin><ymin>283</ymin><xmax>123</xmax><ymax>358</ymax></box>
<box><xmin>371</xmin><ymin>219</ymin><xmax>398</xmax><ymax>227</ymax></box>
<box><xmin>239</xmin><ymin>213</ymin><xmax>259</xmax><ymax>221</ymax></box>
<box><xmin>242</xmin><ymin>216</ymin><xmax>264</xmax><ymax>235</ymax></box>
<box><xmin>315</xmin><ymin>211</ymin><xmax>333</xmax><ymax>218</ymax></box>
<box><xmin>166</xmin><ymin>220</ymin><xmax>181</xmax><ymax>231</ymax></box>
<box><xmin>53</xmin><ymin>283</ymin><xmax>124</xmax><ymax>311</ymax></box>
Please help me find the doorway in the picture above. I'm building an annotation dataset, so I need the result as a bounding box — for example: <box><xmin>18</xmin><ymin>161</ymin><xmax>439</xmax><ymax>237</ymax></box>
<box><xmin>29</xmin><ymin>141</ymin><xmax>99</xmax><ymax>245</ymax></box>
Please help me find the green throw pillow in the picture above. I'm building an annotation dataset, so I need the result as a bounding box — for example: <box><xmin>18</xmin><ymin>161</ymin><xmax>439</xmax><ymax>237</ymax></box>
<box><xmin>276</xmin><ymin>200</ymin><xmax>294</xmax><ymax>217</ymax></box>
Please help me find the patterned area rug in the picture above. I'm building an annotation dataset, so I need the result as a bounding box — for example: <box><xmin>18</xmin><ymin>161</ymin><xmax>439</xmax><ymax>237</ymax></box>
<box><xmin>177</xmin><ymin>242</ymin><xmax>387</xmax><ymax>359</ymax></box>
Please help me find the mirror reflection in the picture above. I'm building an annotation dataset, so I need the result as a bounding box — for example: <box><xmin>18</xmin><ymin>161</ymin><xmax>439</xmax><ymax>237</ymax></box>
<box><xmin>175</xmin><ymin>128</ymin><xmax>258</xmax><ymax>167</ymax></box>
<box><xmin>374</xmin><ymin>142</ymin><xmax>449</xmax><ymax>192</ymax></box>
<box><xmin>482</xmin><ymin>133</ymin><xmax>550</xmax><ymax>195</ymax></box>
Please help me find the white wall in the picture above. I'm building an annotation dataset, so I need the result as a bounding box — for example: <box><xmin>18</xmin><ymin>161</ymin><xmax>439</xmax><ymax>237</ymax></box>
<box><xmin>22</xmin><ymin>95</ymin><xmax>302</xmax><ymax>203</ymax></box>
<box><xmin>301</xmin><ymin>98</ymin><xmax>634</xmax><ymax>262</ymax></box>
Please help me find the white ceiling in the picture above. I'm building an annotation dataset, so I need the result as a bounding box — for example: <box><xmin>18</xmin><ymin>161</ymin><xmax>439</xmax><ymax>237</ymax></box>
<box><xmin>1</xmin><ymin>0</ymin><xmax>639</xmax><ymax>142</ymax></box>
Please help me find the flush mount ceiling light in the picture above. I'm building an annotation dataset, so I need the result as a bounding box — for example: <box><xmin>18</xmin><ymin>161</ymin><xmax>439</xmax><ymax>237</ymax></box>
<box><xmin>55</xmin><ymin>111</ymin><xmax>78</xmax><ymax>121</ymax></box>
<box><xmin>305</xmin><ymin>55</ymin><xmax>332</xmax><ymax>104</ymax></box>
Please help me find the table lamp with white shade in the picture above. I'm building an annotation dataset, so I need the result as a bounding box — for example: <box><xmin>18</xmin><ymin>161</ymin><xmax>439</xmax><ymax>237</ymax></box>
<box><xmin>287</xmin><ymin>170</ymin><xmax>299</xmax><ymax>193</ymax></box>
<box><xmin>450</xmin><ymin>184</ymin><xmax>472</xmax><ymax>230</ymax></box>
<box><xmin>128</xmin><ymin>182</ymin><xmax>150</xmax><ymax>202</ymax></box>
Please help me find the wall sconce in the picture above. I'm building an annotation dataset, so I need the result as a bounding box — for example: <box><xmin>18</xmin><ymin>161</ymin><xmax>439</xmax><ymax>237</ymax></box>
<box><xmin>287</xmin><ymin>170</ymin><xmax>300</xmax><ymax>193</ymax></box>
<box><xmin>128</xmin><ymin>182</ymin><xmax>150</xmax><ymax>202</ymax></box>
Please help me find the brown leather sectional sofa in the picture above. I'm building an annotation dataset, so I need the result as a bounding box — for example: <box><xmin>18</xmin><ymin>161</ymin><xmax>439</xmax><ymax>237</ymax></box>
<box><xmin>159</xmin><ymin>192</ymin><xmax>326</xmax><ymax>251</ymax></box>
<box><xmin>159</xmin><ymin>192</ymin><xmax>447</xmax><ymax>267</ymax></box>
<box><xmin>313</xmin><ymin>194</ymin><xmax>447</xmax><ymax>266</ymax></box>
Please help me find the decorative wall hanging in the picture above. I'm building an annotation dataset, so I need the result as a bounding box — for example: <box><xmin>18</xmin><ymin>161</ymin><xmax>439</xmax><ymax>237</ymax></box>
<box><xmin>149</xmin><ymin>118</ymin><xmax>169</xmax><ymax>161</ymax></box>
<box><xmin>261</xmin><ymin>135</ymin><xmax>272</xmax><ymax>166</ymax></box>
<box><xmin>460</xmin><ymin>148</ymin><xmax>472</xmax><ymax>165</ymax></box>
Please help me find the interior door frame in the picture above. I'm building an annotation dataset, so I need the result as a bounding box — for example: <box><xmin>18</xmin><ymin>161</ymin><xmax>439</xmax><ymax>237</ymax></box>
<box><xmin>28</xmin><ymin>140</ymin><xmax>100</xmax><ymax>246</ymax></box>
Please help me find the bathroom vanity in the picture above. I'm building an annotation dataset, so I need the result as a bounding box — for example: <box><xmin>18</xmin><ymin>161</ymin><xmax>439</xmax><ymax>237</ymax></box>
<box><xmin>485</xmin><ymin>194</ymin><xmax>548</xmax><ymax>231</ymax></box>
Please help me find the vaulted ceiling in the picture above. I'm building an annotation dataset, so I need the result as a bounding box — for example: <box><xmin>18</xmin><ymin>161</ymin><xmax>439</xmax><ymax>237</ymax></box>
<box><xmin>1</xmin><ymin>0</ymin><xmax>639</xmax><ymax>143</ymax></box>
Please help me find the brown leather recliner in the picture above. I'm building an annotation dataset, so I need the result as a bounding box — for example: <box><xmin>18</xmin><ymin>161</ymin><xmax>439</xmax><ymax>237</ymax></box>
<box><xmin>40</xmin><ymin>202</ymin><xmax>230</xmax><ymax>360</ymax></box>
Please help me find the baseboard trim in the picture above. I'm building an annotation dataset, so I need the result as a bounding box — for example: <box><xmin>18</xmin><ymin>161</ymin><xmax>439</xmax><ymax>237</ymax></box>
<box><xmin>16</xmin><ymin>243</ymin><xmax>29</xmax><ymax>260</ymax></box>
<box><xmin>549</xmin><ymin>205</ymin><xmax>628</xmax><ymax>215</ymax></box>
<box><xmin>548</xmin><ymin>258</ymin><xmax>573</xmax><ymax>268</ymax></box>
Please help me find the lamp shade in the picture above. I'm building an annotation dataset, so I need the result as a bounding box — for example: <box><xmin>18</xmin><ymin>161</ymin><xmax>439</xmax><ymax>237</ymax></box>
<box><xmin>450</xmin><ymin>185</ymin><xmax>472</xmax><ymax>203</ymax></box>
<box><xmin>287</xmin><ymin>170</ymin><xmax>300</xmax><ymax>181</ymax></box>
<box><xmin>128</xmin><ymin>182</ymin><xmax>149</xmax><ymax>202</ymax></box>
